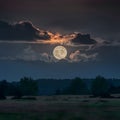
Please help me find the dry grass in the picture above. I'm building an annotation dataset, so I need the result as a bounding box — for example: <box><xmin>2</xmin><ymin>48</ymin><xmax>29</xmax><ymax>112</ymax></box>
<box><xmin>0</xmin><ymin>95</ymin><xmax>120</xmax><ymax>120</ymax></box>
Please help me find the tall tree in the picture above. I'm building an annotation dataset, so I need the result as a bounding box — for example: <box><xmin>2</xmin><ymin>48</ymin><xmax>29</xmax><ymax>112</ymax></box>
<box><xmin>20</xmin><ymin>77</ymin><xmax>38</xmax><ymax>96</ymax></box>
<box><xmin>0</xmin><ymin>80</ymin><xmax>8</xmax><ymax>99</ymax></box>
<box><xmin>91</xmin><ymin>76</ymin><xmax>110</xmax><ymax>97</ymax></box>
<box><xmin>65</xmin><ymin>77</ymin><xmax>87</xmax><ymax>95</ymax></box>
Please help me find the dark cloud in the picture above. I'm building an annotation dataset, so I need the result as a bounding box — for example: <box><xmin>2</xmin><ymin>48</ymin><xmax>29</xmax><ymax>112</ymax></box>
<box><xmin>0</xmin><ymin>20</ymin><xmax>50</xmax><ymax>41</ymax></box>
<box><xmin>71</xmin><ymin>33</ymin><xmax>97</xmax><ymax>45</ymax></box>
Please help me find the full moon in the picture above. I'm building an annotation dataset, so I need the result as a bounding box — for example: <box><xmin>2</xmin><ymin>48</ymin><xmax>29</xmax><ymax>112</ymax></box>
<box><xmin>53</xmin><ymin>46</ymin><xmax>67</xmax><ymax>60</ymax></box>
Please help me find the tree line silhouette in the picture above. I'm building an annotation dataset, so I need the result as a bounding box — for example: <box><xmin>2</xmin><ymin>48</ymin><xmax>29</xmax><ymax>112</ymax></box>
<box><xmin>0</xmin><ymin>76</ymin><xmax>120</xmax><ymax>99</ymax></box>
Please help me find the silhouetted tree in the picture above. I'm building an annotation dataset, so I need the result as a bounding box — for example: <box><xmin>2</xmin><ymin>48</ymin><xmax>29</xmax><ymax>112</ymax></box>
<box><xmin>20</xmin><ymin>77</ymin><xmax>38</xmax><ymax>96</ymax></box>
<box><xmin>109</xmin><ymin>85</ymin><xmax>120</xmax><ymax>94</ymax></box>
<box><xmin>91</xmin><ymin>76</ymin><xmax>110</xmax><ymax>97</ymax></box>
<box><xmin>0</xmin><ymin>80</ymin><xmax>8</xmax><ymax>99</ymax></box>
<box><xmin>55</xmin><ymin>89</ymin><xmax>61</xmax><ymax>95</ymax></box>
<box><xmin>64</xmin><ymin>77</ymin><xmax>88</xmax><ymax>95</ymax></box>
<box><xmin>11</xmin><ymin>84</ymin><xmax>23</xmax><ymax>99</ymax></box>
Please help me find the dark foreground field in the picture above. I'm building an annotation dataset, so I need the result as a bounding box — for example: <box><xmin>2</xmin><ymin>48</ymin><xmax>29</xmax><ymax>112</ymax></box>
<box><xmin>0</xmin><ymin>95</ymin><xmax>120</xmax><ymax>120</ymax></box>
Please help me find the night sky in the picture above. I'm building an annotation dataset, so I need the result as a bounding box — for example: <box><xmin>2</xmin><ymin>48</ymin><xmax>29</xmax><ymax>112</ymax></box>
<box><xmin>0</xmin><ymin>0</ymin><xmax>120</xmax><ymax>81</ymax></box>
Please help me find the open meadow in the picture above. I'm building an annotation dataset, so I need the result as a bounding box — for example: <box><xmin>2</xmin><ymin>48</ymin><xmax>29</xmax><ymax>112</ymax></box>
<box><xmin>0</xmin><ymin>95</ymin><xmax>120</xmax><ymax>120</ymax></box>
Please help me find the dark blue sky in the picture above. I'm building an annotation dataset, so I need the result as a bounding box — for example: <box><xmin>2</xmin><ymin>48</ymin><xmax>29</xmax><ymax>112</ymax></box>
<box><xmin>0</xmin><ymin>0</ymin><xmax>120</xmax><ymax>81</ymax></box>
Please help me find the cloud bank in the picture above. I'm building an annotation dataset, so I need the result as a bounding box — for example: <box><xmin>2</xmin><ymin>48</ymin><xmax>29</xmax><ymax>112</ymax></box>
<box><xmin>0</xmin><ymin>21</ymin><xmax>98</xmax><ymax>46</ymax></box>
<box><xmin>0</xmin><ymin>20</ymin><xmax>117</xmax><ymax>63</ymax></box>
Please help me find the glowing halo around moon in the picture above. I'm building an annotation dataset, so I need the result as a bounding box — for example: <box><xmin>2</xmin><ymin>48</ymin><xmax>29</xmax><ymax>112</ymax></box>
<box><xmin>53</xmin><ymin>46</ymin><xmax>67</xmax><ymax>60</ymax></box>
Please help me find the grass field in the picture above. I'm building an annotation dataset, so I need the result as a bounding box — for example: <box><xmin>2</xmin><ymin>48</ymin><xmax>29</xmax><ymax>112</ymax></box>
<box><xmin>0</xmin><ymin>95</ymin><xmax>120</xmax><ymax>120</ymax></box>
